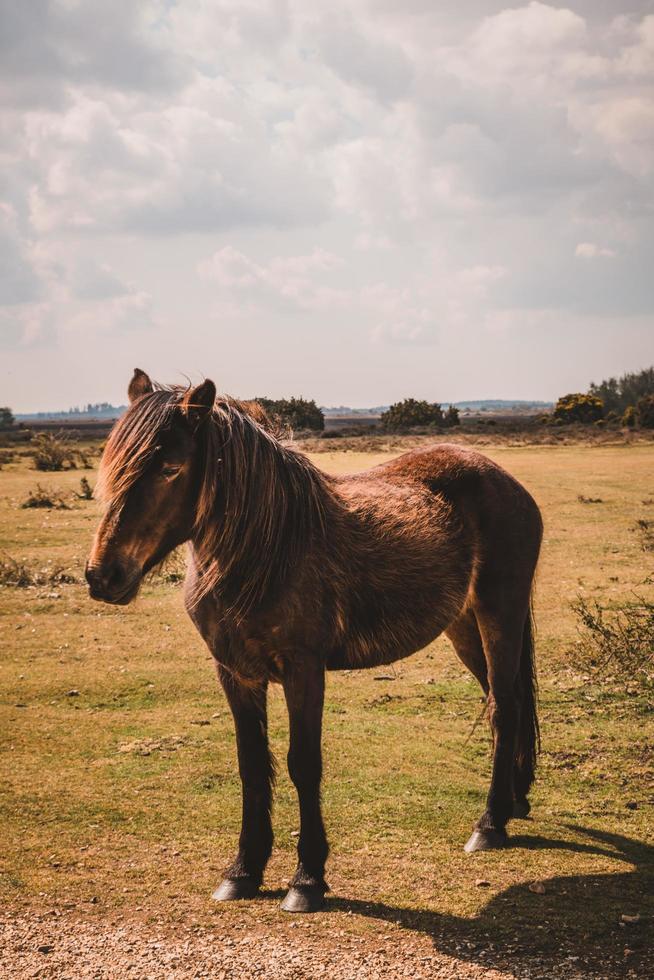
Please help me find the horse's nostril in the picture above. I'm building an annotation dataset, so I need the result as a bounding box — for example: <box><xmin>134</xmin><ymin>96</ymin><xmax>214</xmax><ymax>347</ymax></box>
<box><xmin>106</xmin><ymin>563</ymin><xmax>126</xmax><ymax>590</ymax></box>
<box><xmin>86</xmin><ymin>561</ymin><xmax>128</xmax><ymax>597</ymax></box>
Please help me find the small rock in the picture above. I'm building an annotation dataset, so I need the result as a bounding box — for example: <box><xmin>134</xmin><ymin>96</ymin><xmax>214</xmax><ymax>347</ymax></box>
<box><xmin>66</xmin><ymin>689</ymin><xmax>80</xmax><ymax>697</ymax></box>
<box><xmin>475</xmin><ymin>879</ymin><xmax>491</xmax><ymax>888</ymax></box>
<box><xmin>625</xmin><ymin>801</ymin><xmax>638</xmax><ymax>810</ymax></box>
<box><xmin>621</xmin><ymin>914</ymin><xmax>640</xmax><ymax>924</ymax></box>
<box><xmin>37</xmin><ymin>944</ymin><xmax>54</xmax><ymax>954</ymax></box>
<box><xmin>529</xmin><ymin>881</ymin><xmax>547</xmax><ymax>894</ymax></box>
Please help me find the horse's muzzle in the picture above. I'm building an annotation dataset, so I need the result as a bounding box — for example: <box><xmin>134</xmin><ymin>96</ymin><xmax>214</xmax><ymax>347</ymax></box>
<box><xmin>85</xmin><ymin>558</ymin><xmax>142</xmax><ymax>605</ymax></box>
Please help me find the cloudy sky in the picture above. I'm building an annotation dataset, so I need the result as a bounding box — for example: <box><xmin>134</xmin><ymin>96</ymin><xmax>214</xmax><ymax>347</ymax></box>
<box><xmin>1</xmin><ymin>1</ymin><xmax>653</xmax><ymax>410</ymax></box>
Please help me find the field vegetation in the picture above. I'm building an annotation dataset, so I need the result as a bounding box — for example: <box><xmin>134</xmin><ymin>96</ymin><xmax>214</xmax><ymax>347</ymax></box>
<box><xmin>0</xmin><ymin>439</ymin><xmax>652</xmax><ymax>976</ymax></box>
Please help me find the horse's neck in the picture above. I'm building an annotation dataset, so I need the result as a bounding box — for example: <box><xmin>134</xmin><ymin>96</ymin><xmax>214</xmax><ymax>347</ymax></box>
<box><xmin>192</xmin><ymin>419</ymin><xmax>333</xmax><ymax>613</ymax></box>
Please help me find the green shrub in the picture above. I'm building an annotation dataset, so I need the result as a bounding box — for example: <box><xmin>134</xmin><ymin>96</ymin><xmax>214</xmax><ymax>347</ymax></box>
<box><xmin>30</xmin><ymin>432</ymin><xmax>76</xmax><ymax>471</ymax></box>
<box><xmin>381</xmin><ymin>398</ymin><xmax>445</xmax><ymax>431</ymax></box>
<box><xmin>0</xmin><ymin>407</ymin><xmax>14</xmax><ymax>429</ymax></box>
<box><xmin>636</xmin><ymin>393</ymin><xmax>654</xmax><ymax>429</ymax></box>
<box><xmin>255</xmin><ymin>397</ymin><xmax>324</xmax><ymax>432</ymax></box>
<box><xmin>553</xmin><ymin>393</ymin><xmax>603</xmax><ymax>424</ymax></box>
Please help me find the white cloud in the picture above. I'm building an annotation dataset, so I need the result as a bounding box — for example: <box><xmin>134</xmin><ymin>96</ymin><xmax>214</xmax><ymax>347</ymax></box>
<box><xmin>1</xmin><ymin>1</ymin><xmax>653</xmax><ymax>409</ymax></box>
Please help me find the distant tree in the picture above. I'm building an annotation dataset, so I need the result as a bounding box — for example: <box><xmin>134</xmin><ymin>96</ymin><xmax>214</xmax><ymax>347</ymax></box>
<box><xmin>381</xmin><ymin>398</ymin><xmax>445</xmax><ymax>430</ymax></box>
<box><xmin>0</xmin><ymin>407</ymin><xmax>14</xmax><ymax>429</ymax></box>
<box><xmin>443</xmin><ymin>405</ymin><xmax>460</xmax><ymax>428</ymax></box>
<box><xmin>636</xmin><ymin>394</ymin><xmax>654</xmax><ymax>429</ymax></box>
<box><xmin>589</xmin><ymin>367</ymin><xmax>654</xmax><ymax>414</ymax></box>
<box><xmin>255</xmin><ymin>397</ymin><xmax>324</xmax><ymax>432</ymax></box>
<box><xmin>553</xmin><ymin>393</ymin><xmax>604</xmax><ymax>424</ymax></box>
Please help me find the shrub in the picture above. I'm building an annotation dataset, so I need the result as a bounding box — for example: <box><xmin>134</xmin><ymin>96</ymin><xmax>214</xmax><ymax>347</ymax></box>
<box><xmin>0</xmin><ymin>407</ymin><xmax>14</xmax><ymax>429</ymax></box>
<box><xmin>31</xmin><ymin>432</ymin><xmax>76</xmax><ymax>471</ymax></box>
<box><xmin>622</xmin><ymin>405</ymin><xmax>637</xmax><ymax>428</ymax></box>
<box><xmin>573</xmin><ymin>595</ymin><xmax>654</xmax><ymax>693</ymax></box>
<box><xmin>21</xmin><ymin>484</ymin><xmax>70</xmax><ymax>510</ymax></box>
<box><xmin>634</xmin><ymin>518</ymin><xmax>654</xmax><ymax>552</ymax></box>
<box><xmin>255</xmin><ymin>397</ymin><xmax>324</xmax><ymax>432</ymax></box>
<box><xmin>381</xmin><ymin>398</ymin><xmax>445</xmax><ymax>431</ymax></box>
<box><xmin>553</xmin><ymin>393</ymin><xmax>603</xmax><ymax>424</ymax></box>
<box><xmin>0</xmin><ymin>555</ymin><xmax>78</xmax><ymax>587</ymax></box>
<box><xmin>636</xmin><ymin>393</ymin><xmax>654</xmax><ymax>429</ymax></box>
<box><xmin>74</xmin><ymin>477</ymin><xmax>94</xmax><ymax>500</ymax></box>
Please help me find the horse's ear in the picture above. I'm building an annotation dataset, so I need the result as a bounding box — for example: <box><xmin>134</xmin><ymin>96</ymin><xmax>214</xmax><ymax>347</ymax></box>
<box><xmin>181</xmin><ymin>379</ymin><xmax>216</xmax><ymax>426</ymax></box>
<box><xmin>128</xmin><ymin>368</ymin><xmax>153</xmax><ymax>403</ymax></box>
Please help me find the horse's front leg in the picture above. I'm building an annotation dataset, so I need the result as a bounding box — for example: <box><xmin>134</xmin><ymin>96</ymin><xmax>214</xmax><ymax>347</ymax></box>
<box><xmin>212</xmin><ymin>666</ymin><xmax>274</xmax><ymax>901</ymax></box>
<box><xmin>280</xmin><ymin>655</ymin><xmax>328</xmax><ymax>913</ymax></box>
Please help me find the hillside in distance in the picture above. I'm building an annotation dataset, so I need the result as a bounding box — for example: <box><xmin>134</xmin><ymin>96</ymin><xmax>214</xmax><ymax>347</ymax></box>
<box><xmin>16</xmin><ymin>398</ymin><xmax>553</xmax><ymax>421</ymax></box>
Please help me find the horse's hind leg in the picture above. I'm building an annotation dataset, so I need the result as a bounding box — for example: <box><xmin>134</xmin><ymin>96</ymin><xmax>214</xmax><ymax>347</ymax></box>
<box><xmin>446</xmin><ymin>607</ymin><xmax>488</xmax><ymax>694</ymax></box>
<box><xmin>464</xmin><ymin>605</ymin><xmax>527</xmax><ymax>853</ymax></box>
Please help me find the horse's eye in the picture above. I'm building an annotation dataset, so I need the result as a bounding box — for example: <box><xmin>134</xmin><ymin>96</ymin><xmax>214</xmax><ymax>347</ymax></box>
<box><xmin>161</xmin><ymin>464</ymin><xmax>181</xmax><ymax>479</ymax></box>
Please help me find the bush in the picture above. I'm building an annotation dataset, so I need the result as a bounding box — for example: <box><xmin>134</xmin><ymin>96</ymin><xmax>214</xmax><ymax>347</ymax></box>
<box><xmin>634</xmin><ymin>518</ymin><xmax>654</xmax><ymax>552</ymax></box>
<box><xmin>74</xmin><ymin>477</ymin><xmax>94</xmax><ymax>500</ymax></box>
<box><xmin>622</xmin><ymin>405</ymin><xmax>636</xmax><ymax>428</ymax></box>
<box><xmin>636</xmin><ymin>393</ymin><xmax>654</xmax><ymax>429</ymax></box>
<box><xmin>0</xmin><ymin>407</ymin><xmax>14</xmax><ymax>429</ymax></box>
<box><xmin>553</xmin><ymin>393</ymin><xmax>604</xmax><ymax>424</ymax></box>
<box><xmin>21</xmin><ymin>484</ymin><xmax>70</xmax><ymax>510</ymax></box>
<box><xmin>381</xmin><ymin>398</ymin><xmax>445</xmax><ymax>431</ymax></box>
<box><xmin>31</xmin><ymin>432</ymin><xmax>76</xmax><ymax>471</ymax></box>
<box><xmin>573</xmin><ymin>595</ymin><xmax>654</xmax><ymax>693</ymax></box>
<box><xmin>0</xmin><ymin>554</ymin><xmax>78</xmax><ymax>588</ymax></box>
<box><xmin>255</xmin><ymin>397</ymin><xmax>324</xmax><ymax>432</ymax></box>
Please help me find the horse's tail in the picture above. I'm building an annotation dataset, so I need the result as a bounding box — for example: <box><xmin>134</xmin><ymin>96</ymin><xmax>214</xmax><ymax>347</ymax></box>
<box><xmin>515</xmin><ymin>603</ymin><xmax>540</xmax><ymax>799</ymax></box>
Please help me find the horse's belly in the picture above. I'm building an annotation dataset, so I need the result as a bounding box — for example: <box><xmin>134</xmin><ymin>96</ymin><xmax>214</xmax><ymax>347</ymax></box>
<box><xmin>326</xmin><ymin>614</ymin><xmax>448</xmax><ymax>671</ymax></box>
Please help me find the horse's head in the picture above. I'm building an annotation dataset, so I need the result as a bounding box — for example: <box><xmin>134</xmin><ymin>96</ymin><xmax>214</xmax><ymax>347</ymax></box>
<box><xmin>85</xmin><ymin>369</ymin><xmax>215</xmax><ymax>605</ymax></box>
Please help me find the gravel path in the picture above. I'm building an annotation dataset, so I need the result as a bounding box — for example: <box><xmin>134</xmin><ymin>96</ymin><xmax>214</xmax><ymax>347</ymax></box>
<box><xmin>0</xmin><ymin>912</ymin><xmax>618</xmax><ymax>980</ymax></box>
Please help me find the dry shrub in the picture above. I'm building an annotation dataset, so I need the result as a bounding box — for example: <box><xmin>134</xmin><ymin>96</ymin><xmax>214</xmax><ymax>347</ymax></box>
<box><xmin>31</xmin><ymin>432</ymin><xmax>77</xmax><ymax>471</ymax></box>
<box><xmin>573</xmin><ymin>595</ymin><xmax>654</xmax><ymax>692</ymax></box>
<box><xmin>21</xmin><ymin>484</ymin><xmax>71</xmax><ymax>510</ymax></box>
<box><xmin>151</xmin><ymin>547</ymin><xmax>187</xmax><ymax>584</ymax></box>
<box><xmin>74</xmin><ymin>477</ymin><xmax>94</xmax><ymax>500</ymax></box>
<box><xmin>0</xmin><ymin>555</ymin><xmax>78</xmax><ymax>588</ymax></box>
<box><xmin>634</xmin><ymin>518</ymin><xmax>654</xmax><ymax>552</ymax></box>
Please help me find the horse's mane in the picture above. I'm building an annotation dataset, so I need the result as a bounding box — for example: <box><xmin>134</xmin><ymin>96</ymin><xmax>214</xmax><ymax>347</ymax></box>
<box><xmin>97</xmin><ymin>384</ymin><xmax>333</xmax><ymax>617</ymax></box>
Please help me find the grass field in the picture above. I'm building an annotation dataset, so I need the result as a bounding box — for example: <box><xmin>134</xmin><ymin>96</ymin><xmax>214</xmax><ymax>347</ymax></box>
<box><xmin>0</xmin><ymin>443</ymin><xmax>652</xmax><ymax>976</ymax></box>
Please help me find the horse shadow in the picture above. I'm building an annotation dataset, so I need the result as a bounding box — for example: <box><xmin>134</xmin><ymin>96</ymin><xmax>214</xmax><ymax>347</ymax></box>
<box><xmin>326</xmin><ymin>826</ymin><xmax>653</xmax><ymax>977</ymax></box>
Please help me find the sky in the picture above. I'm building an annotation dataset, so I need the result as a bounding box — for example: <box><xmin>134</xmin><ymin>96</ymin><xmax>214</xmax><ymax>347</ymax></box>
<box><xmin>1</xmin><ymin>1</ymin><xmax>653</xmax><ymax>411</ymax></box>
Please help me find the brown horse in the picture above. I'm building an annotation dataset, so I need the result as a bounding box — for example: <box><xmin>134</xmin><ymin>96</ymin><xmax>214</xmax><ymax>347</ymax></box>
<box><xmin>87</xmin><ymin>369</ymin><xmax>543</xmax><ymax>913</ymax></box>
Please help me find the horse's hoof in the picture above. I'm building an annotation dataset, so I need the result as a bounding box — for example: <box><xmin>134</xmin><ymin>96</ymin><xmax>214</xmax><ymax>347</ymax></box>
<box><xmin>280</xmin><ymin>885</ymin><xmax>326</xmax><ymax>913</ymax></box>
<box><xmin>212</xmin><ymin>877</ymin><xmax>260</xmax><ymax>901</ymax></box>
<box><xmin>513</xmin><ymin>798</ymin><xmax>531</xmax><ymax>819</ymax></box>
<box><xmin>464</xmin><ymin>828</ymin><xmax>507</xmax><ymax>853</ymax></box>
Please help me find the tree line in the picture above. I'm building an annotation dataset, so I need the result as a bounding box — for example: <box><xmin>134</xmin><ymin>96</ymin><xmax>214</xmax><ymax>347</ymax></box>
<box><xmin>553</xmin><ymin>366</ymin><xmax>654</xmax><ymax>428</ymax></box>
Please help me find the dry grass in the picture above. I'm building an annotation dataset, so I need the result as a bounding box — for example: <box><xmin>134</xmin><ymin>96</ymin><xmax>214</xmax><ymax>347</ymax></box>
<box><xmin>0</xmin><ymin>441</ymin><xmax>652</xmax><ymax>976</ymax></box>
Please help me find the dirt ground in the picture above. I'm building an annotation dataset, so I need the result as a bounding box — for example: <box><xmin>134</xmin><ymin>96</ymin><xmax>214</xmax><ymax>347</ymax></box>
<box><xmin>1</xmin><ymin>909</ymin><xmax>625</xmax><ymax>980</ymax></box>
